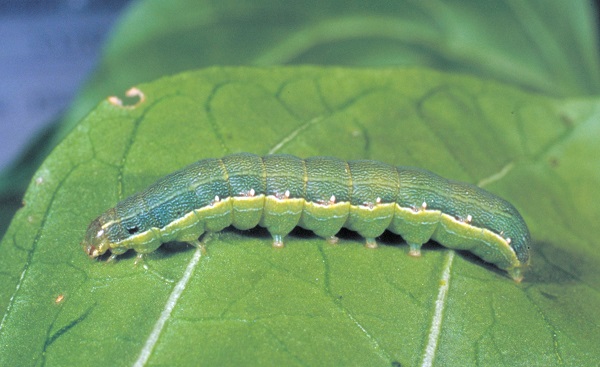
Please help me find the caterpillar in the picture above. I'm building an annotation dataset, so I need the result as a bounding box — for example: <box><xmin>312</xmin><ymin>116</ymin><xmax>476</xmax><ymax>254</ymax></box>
<box><xmin>82</xmin><ymin>153</ymin><xmax>531</xmax><ymax>281</ymax></box>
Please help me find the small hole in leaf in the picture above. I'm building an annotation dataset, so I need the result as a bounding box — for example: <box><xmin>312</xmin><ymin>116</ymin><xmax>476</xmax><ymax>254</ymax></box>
<box><xmin>108</xmin><ymin>87</ymin><xmax>145</xmax><ymax>108</ymax></box>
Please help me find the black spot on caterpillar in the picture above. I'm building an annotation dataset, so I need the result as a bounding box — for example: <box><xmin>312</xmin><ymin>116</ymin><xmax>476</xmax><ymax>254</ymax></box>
<box><xmin>83</xmin><ymin>153</ymin><xmax>531</xmax><ymax>281</ymax></box>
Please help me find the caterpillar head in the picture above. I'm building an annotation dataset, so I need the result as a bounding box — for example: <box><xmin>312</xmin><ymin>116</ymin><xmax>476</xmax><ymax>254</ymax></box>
<box><xmin>82</xmin><ymin>215</ymin><xmax>112</xmax><ymax>258</ymax></box>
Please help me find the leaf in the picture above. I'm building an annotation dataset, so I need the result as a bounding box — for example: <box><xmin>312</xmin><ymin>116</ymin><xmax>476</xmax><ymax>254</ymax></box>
<box><xmin>1</xmin><ymin>67</ymin><xmax>598</xmax><ymax>366</ymax></box>
<box><xmin>2</xmin><ymin>0</ymin><xmax>598</xmax><ymax>239</ymax></box>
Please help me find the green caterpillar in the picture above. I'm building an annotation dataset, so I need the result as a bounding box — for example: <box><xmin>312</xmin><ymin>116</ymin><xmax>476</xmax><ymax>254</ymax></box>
<box><xmin>83</xmin><ymin>153</ymin><xmax>531</xmax><ymax>281</ymax></box>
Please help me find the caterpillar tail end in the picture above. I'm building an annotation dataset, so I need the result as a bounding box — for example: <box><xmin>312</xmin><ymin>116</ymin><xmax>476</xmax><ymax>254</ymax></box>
<box><xmin>507</xmin><ymin>254</ymin><xmax>531</xmax><ymax>283</ymax></box>
<box><xmin>507</xmin><ymin>266</ymin><xmax>526</xmax><ymax>283</ymax></box>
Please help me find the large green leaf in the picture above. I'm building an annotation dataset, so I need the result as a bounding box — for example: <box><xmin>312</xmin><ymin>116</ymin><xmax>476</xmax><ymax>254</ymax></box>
<box><xmin>1</xmin><ymin>67</ymin><xmax>598</xmax><ymax>366</ymax></box>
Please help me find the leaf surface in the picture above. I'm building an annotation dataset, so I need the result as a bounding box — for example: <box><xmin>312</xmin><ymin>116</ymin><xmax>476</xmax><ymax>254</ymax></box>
<box><xmin>1</xmin><ymin>67</ymin><xmax>599</xmax><ymax>366</ymax></box>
